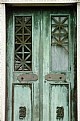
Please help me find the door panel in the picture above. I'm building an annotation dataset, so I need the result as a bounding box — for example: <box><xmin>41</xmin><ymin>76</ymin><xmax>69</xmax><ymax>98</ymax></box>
<box><xmin>49</xmin><ymin>84</ymin><xmax>70</xmax><ymax>121</ymax></box>
<box><xmin>13</xmin><ymin>84</ymin><xmax>32</xmax><ymax>121</ymax></box>
<box><xmin>6</xmin><ymin>6</ymin><xmax>76</xmax><ymax>121</ymax></box>
<box><xmin>7</xmin><ymin>8</ymin><xmax>40</xmax><ymax>121</ymax></box>
<box><xmin>42</xmin><ymin>8</ymin><xmax>76</xmax><ymax>121</ymax></box>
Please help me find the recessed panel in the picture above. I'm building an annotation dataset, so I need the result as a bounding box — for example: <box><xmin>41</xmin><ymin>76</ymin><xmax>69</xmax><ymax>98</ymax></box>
<box><xmin>51</xmin><ymin>16</ymin><xmax>69</xmax><ymax>71</ymax></box>
<box><xmin>49</xmin><ymin>84</ymin><xmax>70</xmax><ymax>121</ymax></box>
<box><xmin>12</xmin><ymin>84</ymin><xmax>32</xmax><ymax>121</ymax></box>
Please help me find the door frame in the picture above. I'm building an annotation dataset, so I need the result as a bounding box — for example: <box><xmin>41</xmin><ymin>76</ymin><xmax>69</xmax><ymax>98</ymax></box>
<box><xmin>6</xmin><ymin>5</ymin><xmax>77</xmax><ymax>121</ymax></box>
<box><xmin>0</xmin><ymin>2</ymin><xmax>79</xmax><ymax>121</ymax></box>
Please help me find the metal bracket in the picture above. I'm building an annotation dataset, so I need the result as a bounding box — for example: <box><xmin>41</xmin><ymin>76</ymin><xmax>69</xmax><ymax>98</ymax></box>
<box><xmin>17</xmin><ymin>74</ymin><xmax>38</xmax><ymax>82</ymax></box>
<box><xmin>45</xmin><ymin>74</ymin><xmax>66</xmax><ymax>81</ymax></box>
<box><xmin>56</xmin><ymin>106</ymin><xmax>64</xmax><ymax>119</ymax></box>
<box><xmin>19</xmin><ymin>106</ymin><xmax>26</xmax><ymax>119</ymax></box>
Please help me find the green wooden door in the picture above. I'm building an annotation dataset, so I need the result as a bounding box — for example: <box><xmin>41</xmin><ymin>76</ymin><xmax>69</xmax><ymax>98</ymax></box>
<box><xmin>6</xmin><ymin>6</ymin><xmax>77</xmax><ymax>121</ymax></box>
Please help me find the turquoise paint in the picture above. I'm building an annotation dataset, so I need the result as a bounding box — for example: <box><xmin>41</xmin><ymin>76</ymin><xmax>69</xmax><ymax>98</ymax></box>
<box><xmin>6</xmin><ymin>6</ymin><xmax>76</xmax><ymax>121</ymax></box>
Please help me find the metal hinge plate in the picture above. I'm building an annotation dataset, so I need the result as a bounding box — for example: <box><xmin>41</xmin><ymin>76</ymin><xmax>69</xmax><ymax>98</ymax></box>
<box><xmin>45</xmin><ymin>74</ymin><xmax>66</xmax><ymax>81</ymax></box>
<box><xmin>17</xmin><ymin>74</ymin><xmax>38</xmax><ymax>82</ymax></box>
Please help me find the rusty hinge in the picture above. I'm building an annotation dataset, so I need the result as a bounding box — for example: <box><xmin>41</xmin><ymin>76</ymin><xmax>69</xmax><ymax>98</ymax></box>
<box><xmin>17</xmin><ymin>74</ymin><xmax>38</xmax><ymax>82</ymax></box>
<box><xmin>45</xmin><ymin>74</ymin><xmax>66</xmax><ymax>81</ymax></box>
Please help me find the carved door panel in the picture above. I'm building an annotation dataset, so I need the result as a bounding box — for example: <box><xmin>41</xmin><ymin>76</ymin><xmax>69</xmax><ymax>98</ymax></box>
<box><xmin>6</xmin><ymin>6</ymin><xmax>76</xmax><ymax>121</ymax></box>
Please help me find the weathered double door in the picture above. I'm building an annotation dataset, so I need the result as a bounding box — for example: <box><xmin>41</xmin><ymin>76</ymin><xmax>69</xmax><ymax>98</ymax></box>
<box><xmin>6</xmin><ymin>6</ymin><xmax>76</xmax><ymax>121</ymax></box>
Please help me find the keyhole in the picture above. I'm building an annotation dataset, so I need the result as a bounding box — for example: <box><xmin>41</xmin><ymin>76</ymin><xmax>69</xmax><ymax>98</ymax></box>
<box><xmin>60</xmin><ymin>77</ymin><xmax>62</xmax><ymax>79</ymax></box>
<box><xmin>21</xmin><ymin>77</ymin><xmax>24</xmax><ymax>80</ymax></box>
<box><xmin>49</xmin><ymin>76</ymin><xmax>51</xmax><ymax>79</ymax></box>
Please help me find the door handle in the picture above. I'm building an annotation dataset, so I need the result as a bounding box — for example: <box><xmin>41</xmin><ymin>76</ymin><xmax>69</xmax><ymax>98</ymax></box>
<box><xmin>45</xmin><ymin>74</ymin><xmax>66</xmax><ymax>81</ymax></box>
